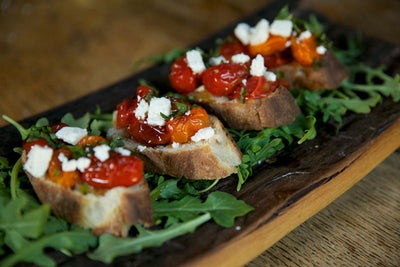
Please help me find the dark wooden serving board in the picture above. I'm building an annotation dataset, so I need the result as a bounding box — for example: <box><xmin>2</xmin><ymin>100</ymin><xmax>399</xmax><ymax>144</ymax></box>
<box><xmin>1</xmin><ymin>1</ymin><xmax>400</xmax><ymax>266</ymax></box>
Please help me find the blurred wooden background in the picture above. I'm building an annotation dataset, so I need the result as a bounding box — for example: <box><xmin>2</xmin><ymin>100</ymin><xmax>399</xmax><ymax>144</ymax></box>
<box><xmin>1</xmin><ymin>0</ymin><xmax>399</xmax><ymax>265</ymax></box>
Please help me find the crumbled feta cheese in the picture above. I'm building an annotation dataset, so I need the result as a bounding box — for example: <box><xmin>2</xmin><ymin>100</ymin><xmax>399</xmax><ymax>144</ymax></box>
<box><xmin>24</xmin><ymin>145</ymin><xmax>53</xmax><ymax>178</ymax></box>
<box><xmin>264</xmin><ymin>71</ymin><xmax>277</xmax><ymax>82</ymax></box>
<box><xmin>134</xmin><ymin>99</ymin><xmax>149</xmax><ymax>120</ymax></box>
<box><xmin>269</xmin><ymin>19</ymin><xmax>293</xmax><ymax>37</ymax></box>
<box><xmin>147</xmin><ymin>97</ymin><xmax>171</xmax><ymax>126</ymax></box>
<box><xmin>209</xmin><ymin>56</ymin><xmax>227</xmax><ymax>66</ymax></box>
<box><xmin>93</xmin><ymin>144</ymin><xmax>110</xmax><ymax>162</ymax></box>
<box><xmin>242</xmin><ymin>79</ymin><xmax>247</xmax><ymax>86</ymax></box>
<box><xmin>55</xmin><ymin>127</ymin><xmax>88</xmax><ymax>145</ymax></box>
<box><xmin>236</xmin><ymin>226</ymin><xmax>242</xmax><ymax>231</ymax></box>
<box><xmin>249</xmin><ymin>19</ymin><xmax>269</xmax><ymax>45</ymax></box>
<box><xmin>114</xmin><ymin>147</ymin><xmax>131</xmax><ymax>156</ymax></box>
<box><xmin>234</xmin><ymin>23</ymin><xmax>251</xmax><ymax>45</ymax></box>
<box><xmin>171</xmin><ymin>142</ymin><xmax>180</xmax><ymax>149</ymax></box>
<box><xmin>316</xmin><ymin>45</ymin><xmax>327</xmax><ymax>55</ymax></box>
<box><xmin>185</xmin><ymin>110</ymin><xmax>191</xmax><ymax>116</ymax></box>
<box><xmin>297</xmin><ymin>30</ymin><xmax>312</xmax><ymax>42</ymax></box>
<box><xmin>137</xmin><ymin>145</ymin><xmax>146</xmax><ymax>152</ymax></box>
<box><xmin>285</xmin><ymin>40</ymin><xmax>291</xmax><ymax>47</ymax></box>
<box><xmin>250</xmin><ymin>54</ymin><xmax>266</xmax><ymax>76</ymax></box>
<box><xmin>186</xmin><ymin>50</ymin><xmax>206</xmax><ymax>74</ymax></box>
<box><xmin>231</xmin><ymin>53</ymin><xmax>250</xmax><ymax>64</ymax></box>
<box><xmin>191</xmin><ymin>127</ymin><xmax>215</xmax><ymax>142</ymax></box>
<box><xmin>76</xmin><ymin>157</ymin><xmax>91</xmax><ymax>172</ymax></box>
<box><xmin>58</xmin><ymin>153</ymin><xmax>91</xmax><ymax>172</ymax></box>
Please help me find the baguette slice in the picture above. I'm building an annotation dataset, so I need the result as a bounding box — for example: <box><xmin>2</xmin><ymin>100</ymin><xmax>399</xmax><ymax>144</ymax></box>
<box><xmin>22</xmin><ymin>152</ymin><xmax>154</xmax><ymax>237</ymax></box>
<box><xmin>189</xmin><ymin>84</ymin><xmax>301</xmax><ymax>130</ymax></box>
<box><xmin>272</xmin><ymin>50</ymin><xmax>349</xmax><ymax>91</ymax></box>
<box><xmin>108</xmin><ymin>115</ymin><xmax>242</xmax><ymax>180</ymax></box>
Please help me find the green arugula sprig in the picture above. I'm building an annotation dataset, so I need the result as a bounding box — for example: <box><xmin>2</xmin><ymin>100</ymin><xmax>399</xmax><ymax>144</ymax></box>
<box><xmin>89</xmin><ymin>191</ymin><xmax>253</xmax><ymax>263</ymax></box>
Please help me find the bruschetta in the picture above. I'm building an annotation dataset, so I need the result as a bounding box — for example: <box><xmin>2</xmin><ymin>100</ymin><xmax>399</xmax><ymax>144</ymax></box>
<box><xmin>21</xmin><ymin>124</ymin><xmax>153</xmax><ymax>237</ymax></box>
<box><xmin>168</xmin><ymin>50</ymin><xmax>301</xmax><ymax>130</ymax></box>
<box><xmin>107</xmin><ymin>85</ymin><xmax>242</xmax><ymax>180</ymax></box>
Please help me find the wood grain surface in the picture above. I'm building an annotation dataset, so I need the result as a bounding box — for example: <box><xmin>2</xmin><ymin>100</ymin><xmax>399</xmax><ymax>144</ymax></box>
<box><xmin>1</xmin><ymin>0</ymin><xmax>399</xmax><ymax>266</ymax></box>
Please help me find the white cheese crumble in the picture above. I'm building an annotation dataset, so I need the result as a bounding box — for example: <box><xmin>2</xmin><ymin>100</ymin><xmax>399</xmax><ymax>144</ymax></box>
<box><xmin>264</xmin><ymin>71</ymin><xmax>277</xmax><ymax>82</ymax></box>
<box><xmin>93</xmin><ymin>144</ymin><xmax>110</xmax><ymax>162</ymax></box>
<box><xmin>208</xmin><ymin>56</ymin><xmax>227</xmax><ymax>66</ymax></box>
<box><xmin>250</xmin><ymin>54</ymin><xmax>266</xmax><ymax>76</ymax></box>
<box><xmin>316</xmin><ymin>45</ymin><xmax>327</xmax><ymax>55</ymax></box>
<box><xmin>249</xmin><ymin>19</ymin><xmax>270</xmax><ymax>45</ymax></box>
<box><xmin>285</xmin><ymin>40</ymin><xmax>291</xmax><ymax>47</ymax></box>
<box><xmin>137</xmin><ymin>145</ymin><xmax>147</xmax><ymax>152</ymax></box>
<box><xmin>114</xmin><ymin>147</ymin><xmax>131</xmax><ymax>156</ymax></box>
<box><xmin>55</xmin><ymin>127</ymin><xmax>88</xmax><ymax>145</ymax></box>
<box><xmin>297</xmin><ymin>30</ymin><xmax>312</xmax><ymax>42</ymax></box>
<box><xmin>171</xmin><ymin>142</ymin><xmax>180</xmax><ymax>149</ymax></box>
<box><xmin>134</xmin><ymin>99</ymin><xmax>149</xmax><ymax>120</ymax></box>
<box><xmin>59</xmin><ymin>153</ymin><xmax>91</xmax><ymax>173</ymax></box>
<box><xmin>186</xmin><ymin>50</ymin><xmax>206</xmax><ymax>74</ymax></box>
<box><xmin>191</xmin><ymin>127</ymin><xmax>215</xmax><ymax>142</ymax></box>
<box><xmin>242</xmin><ymin>79</ymin><xmax>247</xmax><ymax>86</ymax></box>
<box><xmin>147</xmin><ymin>97</ymin><xmax>171</xmax><ymax>126</ymax></box>
<box><xmin>24</xmin><ymin>145</ymin><xmax>53</xmax><ymax>178</ymax></box>
<box><xmin>234</xmin><ymin>23</ymin><xmax>251</xmax><ymax>45</ymax></box>
<box><xmin>269</xmin><ymin>19</ymin><xmax>293</xmax><ymax>37</ymax></box>
<box><xmin>231</xmin><ymin>53</ymin><xmax>250</xmax><ymax>64</ymax></box>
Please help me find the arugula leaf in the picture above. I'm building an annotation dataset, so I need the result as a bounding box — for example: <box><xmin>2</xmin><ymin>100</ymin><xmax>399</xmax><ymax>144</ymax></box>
<box><xmin>1</xmin><ymin>229</ymin><xmax>97</xmax><ymax>267</ymax></box>
<box><xmin>89</xmin><ymin>213</ymin><xmax>211</xmax><ymax>263</ymax></box>
<box><xmin>275</xmin><ymin>5</ymin><xmax>292</xmax><ymax>20</ymax></box>
<box><xmin>153</xmin><ymin>191</ymin><xmax>254</xmax><ymax>227</ymax></box>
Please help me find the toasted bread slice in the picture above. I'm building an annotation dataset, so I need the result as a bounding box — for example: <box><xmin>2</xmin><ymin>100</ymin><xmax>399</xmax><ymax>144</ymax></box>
<box><xmin>272</xmin><ymin>50</ymin><xmax>349</xmax><ymax>91</ymax></box>
<box><xmin>22</xmin><ymin>152</ymin><xmax>154</xmax><ymax>237</ymax></box>
<box><xmin>108</xmin><ymin>115</ymin><xmax>242</xmax><ymax>180</ymax></box>
<box><xmin>189</xmin><ymin>84</ymin><xmax>300</xmax><ymax>130</ymax></box>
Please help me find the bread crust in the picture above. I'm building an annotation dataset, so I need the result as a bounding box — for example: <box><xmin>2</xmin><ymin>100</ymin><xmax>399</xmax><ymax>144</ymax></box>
<box><xmin>22</xmin><ymin>153</ymin><xmax>154</xmax><ymax>237</ymax></box>
<box><xmin>272</xmin><ymin>50</ymin><xmax>349</xmax><ymax>90</ymax></box>
<box><xmin>191</xmin><ymin>84</ymin><xmax>300</xmax><ymax>130</ymax></box>
<box><xmin>108</xmin><ymin>115</ymin><xmax>242</xmax><ymax>180</ymax></box>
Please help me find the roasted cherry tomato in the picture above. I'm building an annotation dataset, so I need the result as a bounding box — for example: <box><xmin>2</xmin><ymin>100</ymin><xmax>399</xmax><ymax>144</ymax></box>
<box><xmin>248</xmin><ymin>34</ymin><xmax>289</xmax><ymax>57</ymax></box>
<box><xmin>76</xmin><ymin>136</ymin><xmax>107</xmax><ymax>147</ymax></box>
<box><xmin>201</xmin><ymin>62</ymin><xmax>248</xmax><ymax>96</ymax></box>
<box><xmin>169</xmin><ymin>55</ymin><xmax>200</xmax><ymax>94</ymax></box>
<box><xmin>116</xmin><ymin>97</ymin><xmax>136</xmax><ymax>128</ymax></box>
<box><xmin>263</xmin><ymin>47</ymin><xmax>294</xmax><ymax>69</ymax></box>
<box><xmin>48</xmin><ymin>147</ymin><xmax>80</xmax><ymax>189</ymax></box>
<box><xmin>82</xmin><ymin>152</ymin><xmax>143</xmax><ymax>189</ymax></box>
<box><xmin>51</xmin><ymin>122</ymin><xmax>68</xmax><ymax>133</ymax></box>
<box><xmin>167</xmin><ymin>107</ymin><xmax>210</xmax><ymax>143</ymax></box>
<box><xmin>128</xmin><ymin>117</ymin><xmax>171</xmax><ymax>146</ymax></box>
<box><xmin>23</xmin><ymin>138</ymin><xmax>50</xmax><ymax>153</ymax></box>
<box><xmin>219</xmin><ymin>39</ymin><xmax>250</xmax><ymax>60</ymax></box>
<box><xmin>291</xmin><ymin>33</ymin><xmax>321</xmax><ymax>66</ymax></box>
<box><xmin>231</xmin><ymin>76</ymin><xmax>279</xmax><ymax>101</ymax></box>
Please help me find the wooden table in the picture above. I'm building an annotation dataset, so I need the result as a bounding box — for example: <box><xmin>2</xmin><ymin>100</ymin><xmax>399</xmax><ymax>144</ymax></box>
<box><xmin>1</xmin><ymin>0</ymin><xmax>399</xmax><ymax>265</ymax></box>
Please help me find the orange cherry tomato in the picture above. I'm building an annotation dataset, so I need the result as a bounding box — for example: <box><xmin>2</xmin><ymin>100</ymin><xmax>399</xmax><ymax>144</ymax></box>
<box><xmin>76</xmin><ymin>136</ymin><xmax>107</xmax><ymax>147</ymax></box>
<box><xmin>48</xmin><ymin>148</ymin><xmax>80</xmax><ymax>189</ymax></box>
<box><xmin>248</xmin><ymin>34</ymin><xmax>289</xmax><ymax>57</ymax></box>
<box><xmin>82</xmin><ymin>152</ymin><xmax>143</xmax><ymax>189</ymax></box>
<box><xmin>167</xmin><ymin>107</ymin><xmax>210</xmax><ymax>143</ymax></box>
<box><xmin>290</xmin><ymin>34</ymin><xmax>321</xmax><ymax>66</ymax></box>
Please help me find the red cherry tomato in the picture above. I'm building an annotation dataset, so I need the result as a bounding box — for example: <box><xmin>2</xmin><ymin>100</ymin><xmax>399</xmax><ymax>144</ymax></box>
<box><xmin>263</xmin><ymin>47</ymin><xmax>294</xmax><ymax>69</ymax></box>
<box><xmin>201</xmin><ymin>62</ymin><xmax>248</xmax><ymax>96</ymax></box>
<box><xmin>51</xmin><ymin>122</ymin><xmax>68</xmax><ymax>133</ymax></box>
<box><xmin>82</xmin><ymin>152</ymin><xmax>144</xmax><ymax>189</ymax></box>
<box><xmin>128</xmin><ymin>117</ymin><xmax>171</xmax><ymax>146</ymax></box>
<box><xmin>169</xmin><ymin>55</ymin><xmax>200</xmax><ymax>94</ymax></box>
<box><xmin>23</xmin><ymin>138</ymin><xmax>50</xmax><ymax>153</ymax></box>
<box><xmin>231</xmin><ymin>76</ymin><xmax>279</xmax><ymax>101</ymax></box>
<box><xmin>219</xmin><ymin>39</ymin><xmax>250</xmax><ymax>60</ymax></box>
